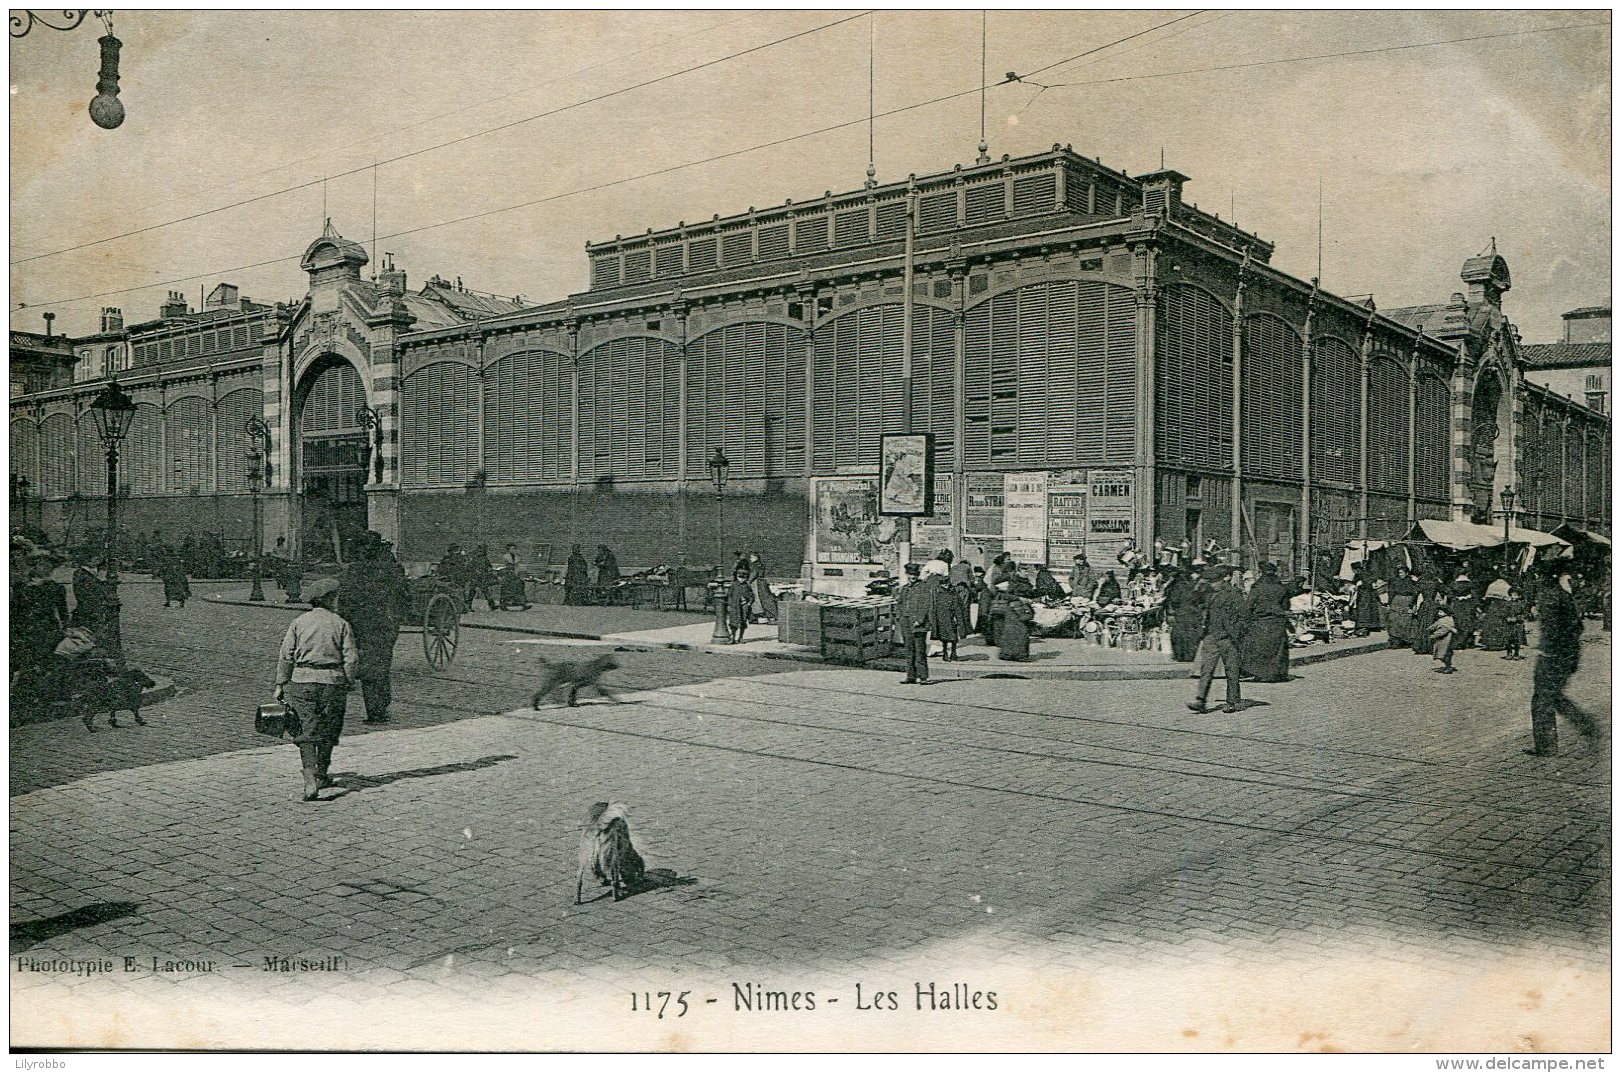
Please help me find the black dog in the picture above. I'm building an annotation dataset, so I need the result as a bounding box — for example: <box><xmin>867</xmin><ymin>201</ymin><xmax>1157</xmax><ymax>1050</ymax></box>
<box><xmin>532</xmin><ymin>654</ymin><xmax>620</xmax><ymax>708</ymax></box>
<box><xmin>79</xmin><ymin>667</ymin><xmax>157</xmax><ymax>731</ymax></box>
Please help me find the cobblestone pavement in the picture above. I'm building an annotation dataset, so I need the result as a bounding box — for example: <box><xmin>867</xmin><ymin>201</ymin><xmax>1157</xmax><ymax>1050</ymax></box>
<box><xmin>10</xmin><ymin>585</ymin><xmax>1611</xmax><ymax>1051</ymax></box>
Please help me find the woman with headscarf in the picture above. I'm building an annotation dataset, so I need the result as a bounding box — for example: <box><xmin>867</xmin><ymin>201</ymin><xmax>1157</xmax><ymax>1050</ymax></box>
<box><xmin>158</xmin><ymin>545</ymin><xmax>191</xmax><ymax>609</ymax></box>
<box><xmin>1385</xmin><ymin>571</ymin><xmax>1418</xmax><ymax>649</ymax></box>
<box><xmin>996</xmin><ymin>578</ymin><xmax>1035</xmax><ymax>662</ymax></box>
<box><xmin>1033</xmin><ymin>564</ymin><xmax>1066</xmax><ymax>603</ymax></box>
<box><xmin>1241</xmin><ymin>562</ymin><xmax>1292</xmax><ymax>683</ymax></box>
<box><xmin>564</xmin><ymin>545</ymin><xmax>591</xmax><ymax>605</ymax></box>
<box><xmin>748</xmin><ymin>552</ymin><xmax>778</xmax><ymax>623</ymax></box>
<box><xmin>1095</xmin><ymin>570</ymin><xmax>1123</xmax><ymax>605</ymax></box>
<box><xmin>1449</xmin><ymin>570</ymin><xmax>1477</xmax><ymax>649</ymax></box>
<box><xmin>947</xmin><ymin>552</ymin><xmax>975</xmax><ymax>642</ymax></box>
<box><xmin>1477</xmin><ymin>570</ymin><xmax>1513</xmax><ymax>651</ymax></box>
<box><xmin>593</xmin><ymin>544</ymin><xmax>620</xmax><ymax>604</ymax></box>
<box><xmin>1352</xmin><ymin>566</ymin><xmax>1382</xmax><ymax>636</ymax></box>
<box><xmin>922</xmin><ymin>554</ymin><xmax>962</xmax><ymax>661</ymax></box>
<box><xmin>1411</xmin><ymin>571</ymin><xmax>1441</xmax><ymax>656</ymax></box>
<box><xmin>981</xmin><ymin>553</ymin><xmax>1014</xmax><ymax>645</ymax></box>
<box><xmin>1164</xmin><ymin>567</ymin><xmax>1204</xmax><ymax>663</ymax></box>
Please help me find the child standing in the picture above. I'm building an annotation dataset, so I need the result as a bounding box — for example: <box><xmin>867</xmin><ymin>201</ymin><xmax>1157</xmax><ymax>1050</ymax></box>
<box><xmin>1502</xmin><ymin>589</ymin><xmax>1527</xmax><ymax>661</ymax></box>
<box><xmin>1429</xmin><ymin>602</ymin><xmax>1459</xmax><ymax>674</ymax></box>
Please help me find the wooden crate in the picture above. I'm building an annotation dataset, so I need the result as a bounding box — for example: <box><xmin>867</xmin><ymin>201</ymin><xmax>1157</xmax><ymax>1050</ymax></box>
<box><xmin>777</xmin><ymin>598</ymin><xmax>822</xmax><ymax>648</ymax></box>
<box><xmin>821</xmin><ymin>637</ymin><xmax>893</xmax><ymax>665</ymax></box>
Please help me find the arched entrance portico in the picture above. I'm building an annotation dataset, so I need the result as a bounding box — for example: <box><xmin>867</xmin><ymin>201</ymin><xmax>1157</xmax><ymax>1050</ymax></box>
<box><xmin>294</xmin><ymin>354</ymin><xmax>370</xmax><ymax>561</ymax></box>
<box><xmin>1467</xmin><ymin>367</ymin><xmax>1511</xmax><ymax>524</ymax></box>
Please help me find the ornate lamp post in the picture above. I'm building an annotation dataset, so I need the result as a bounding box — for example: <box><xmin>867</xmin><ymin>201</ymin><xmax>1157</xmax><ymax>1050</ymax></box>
<box><xmin>1500</xmin><ymin>486</ymin><xmax>1517</xmax><ymax>577</ymax></box>
<box><xmin>89</xmin><ymin>380</ymin><xmax>136</xmax><ymax>659</ymax></box>
<box><xmin>354</xmin><ymin>405</ymin><xmax>384</xmax><ymax>484</ymax></box>
<box><xmin>10</xmin><ymin>11</ymin><xmax>125</xmax><ymax>129</ymax></box>
<box><xmin>707</xmin><ymin>448</ymin><xmax>731</xmax><ymax>643</ymax></box>
<box><xmin>245</xmin><ymin>416</ymin><xmax>271</xmax><ymax>601</ymax></box>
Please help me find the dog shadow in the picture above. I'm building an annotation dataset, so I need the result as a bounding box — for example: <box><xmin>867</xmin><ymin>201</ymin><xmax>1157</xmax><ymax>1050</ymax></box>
<box><xmin>580</xmin><ymin>867</ymin><xmax>699</xmax><ymax>905</ymax></box>
<box><xmin>12</xmin><ymin>901</ymin><xmax>140</xmax><ymax>952</ymax></box>
<box><xmin>332</xmin><ymin>754</ymin><xmax>517</xmax><ymax>792</ymax></box>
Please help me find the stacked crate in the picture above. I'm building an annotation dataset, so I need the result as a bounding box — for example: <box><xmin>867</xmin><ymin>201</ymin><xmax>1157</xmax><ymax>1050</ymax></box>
<box><xmin>819</xmin><ymin>597</ymin><xmax>895</xmax><ymax>664</ymax></box>
<box><xmin>776</xmin><ymin>597</ymin><xmax>822</xmax><ymax>648</ymax></box>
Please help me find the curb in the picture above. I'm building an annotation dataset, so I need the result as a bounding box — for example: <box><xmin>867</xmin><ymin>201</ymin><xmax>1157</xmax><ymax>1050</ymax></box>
<box><xmin>11</xmin><ymin>674</ymin><xmax>178</xmax><ymax>727</ymax></box>
<box><xmin>203</xmin><ymin>593</ymin><xmax>1392</xmax><ymax>681</ymax></box>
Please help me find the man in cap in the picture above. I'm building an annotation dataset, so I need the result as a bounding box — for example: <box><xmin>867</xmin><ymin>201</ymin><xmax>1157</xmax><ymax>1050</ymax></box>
<box><xmin>896</xmin><ymin>561</ymin><xmax>938</xmax><ymax>684</ymax></box>
<box><xmin>1189</xmin><ymin>565</ymin><xmax>1247</xmax><ymax>714</ymax></box>
<box><xmin>275</xmin><ymin>578</ymin><xmax>358</xmax><ymax>800</ymax></box>
<box><xmin>337</xmin><ymin>531</ymin><xmax>410</xmax><ymax>725</ymax></box>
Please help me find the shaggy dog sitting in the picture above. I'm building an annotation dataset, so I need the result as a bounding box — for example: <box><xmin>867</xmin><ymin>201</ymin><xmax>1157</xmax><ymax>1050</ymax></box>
<box><xmin>575</xmin><ymin>801</ymin><xmax>644</xmax><ymax>903</ymax></box>
<box><xmin>531</xmin><ymin>654</ymin><xmax>620</xmax><ymax>708</ymax></box>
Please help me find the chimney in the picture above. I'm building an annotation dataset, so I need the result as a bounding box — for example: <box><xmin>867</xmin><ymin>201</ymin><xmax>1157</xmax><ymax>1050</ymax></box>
<box><xmin>1135</xmin><ymin>168</ymin><xmax>1190</xmax><ymax>217</ymax></box>
<box><xmin>42</xmin><ymin>312</ymin><xmax>55</xmax><ymax>338</ymax></box>
<box><xmin>100</xmin><ymin>306</ymin><xmax>123</xmax><ymax>333</ymax></box>
<box><xmin>377</xmin><ymin>253</ymin><xmax>407</xmax><ymax>295</ymax></box>
<box><xmin>160</xmin><ymin>290</ymin><xmax>190</xmax><ymax>319</ymax></box>
<box><xmin>204</xmin><ymin>283</ymin><xmax>240</xmax><ymax>311</ymax></box>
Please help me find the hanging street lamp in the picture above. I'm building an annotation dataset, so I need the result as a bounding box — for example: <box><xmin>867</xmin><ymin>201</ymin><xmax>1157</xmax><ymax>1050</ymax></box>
<box><xmin>11</xmin><ymin>10</ymin><xmax>125</xmax><ymax>129</ymax></box>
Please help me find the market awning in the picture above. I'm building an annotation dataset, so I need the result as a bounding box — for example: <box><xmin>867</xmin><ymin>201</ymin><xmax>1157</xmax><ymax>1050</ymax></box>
<box><xmin>1400</xmin><ymin>519</ymin><xmax>1570</xmax><ymax>551</ymax></box>
<box><xmin>1551</xmin><ymin>523</ymin><xmax>1612</xmax><ymax>548</ymax></box>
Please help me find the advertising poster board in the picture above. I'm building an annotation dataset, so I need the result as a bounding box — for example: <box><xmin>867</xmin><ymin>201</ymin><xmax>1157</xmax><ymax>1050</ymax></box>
<box><xmin>910</xmin><ymin>473</ymin><xmax>955</xmax><ymax>558</ymax></box>
<box><xmin>963</xmin><ymin>472</ymin><xmax>1005</xmax><ymax>539</ymax></box>
<box><xmin>878</xmin><ymin>433</ymin><xmax>933</xmax><ymax>515</ymax></box>
<box><xmin>1086</xmin><ymin>468</ymin><xmax>1135</xmax><ymax>562</ymax></box>
<box><xmin>1003</xmin><ymin>471</ymin><xmax>1049</xmax><ymax>564</ymax></box>
<box><xmin>814</xmin><ymin>477</ymin><xmax>883</xmax><ymax>564</ymax></box>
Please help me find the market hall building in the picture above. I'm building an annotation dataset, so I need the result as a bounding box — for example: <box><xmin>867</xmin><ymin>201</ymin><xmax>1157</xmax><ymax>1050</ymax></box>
<box><xmin>9</xmin><ymin>145</ymin><xmax>1610</xmax><ymax>581</ymax></box>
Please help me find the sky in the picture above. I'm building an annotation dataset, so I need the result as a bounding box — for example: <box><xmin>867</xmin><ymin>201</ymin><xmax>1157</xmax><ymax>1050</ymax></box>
<box><xmin>7</xmin><ymin>8</ymin><xmax>1611</xmax><ymax>342</ymax></box>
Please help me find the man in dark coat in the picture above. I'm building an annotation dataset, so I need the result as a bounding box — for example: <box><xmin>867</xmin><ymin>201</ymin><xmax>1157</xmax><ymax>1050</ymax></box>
<box><xmin>1527</xmin><ymin>563</ymin><xmax>1599</xmax><ymax>757</ymax></box>
<box><xmin>338</xmin><ymin>532</ymin><xmax>410</xmax><ymax>724</ymax></box>
<box><xmin>465</xmin><ymin>544</ymin><xmax>499</xmax><ymax>612</ymax></box>
<box><xmin>1164</xmin><ymin>567</ymin><xmax>1204</xmax><ymax>663</ymax></box>
<box><xmin>1189</xmin><ymin>566</ymin><xmax>1246</xmax><ymax>714</ymax></box>
<box><xmin>1241</xmin><ymin>562</ymin><xmax>1292</xmax><ymax>683</ymax></box>
<box><xmin>896</xmin><ymin>562</ymin><xmax>937</xmax><ymax>684</ymax></box>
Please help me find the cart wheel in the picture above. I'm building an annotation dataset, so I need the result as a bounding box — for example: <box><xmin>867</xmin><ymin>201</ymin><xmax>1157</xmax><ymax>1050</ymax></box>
<box><xmin>423</xmin><ymin>592</ymin><xmax>460</xmax><ymax>670</ymax></box>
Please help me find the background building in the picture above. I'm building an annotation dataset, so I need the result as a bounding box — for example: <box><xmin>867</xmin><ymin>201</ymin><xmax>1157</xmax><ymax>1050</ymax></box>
<box><xmin>1522</xmin><ymin>305</ymin><xmax>1610</xmax><ymax>415</ymax></box>
<box><xmin>11</xmin><ymin>147</ymin><xmax>1610</xmax><ymax>580</ymax></box>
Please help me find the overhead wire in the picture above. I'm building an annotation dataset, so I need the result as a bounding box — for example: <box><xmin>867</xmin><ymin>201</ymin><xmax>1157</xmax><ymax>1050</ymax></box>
<box><xmin>1042</xmin><ymin>19</ymin><xmax>1608</xmax><ymax>87</ymax></box>
<box><xmin>18</xmin><ymin>16</ymin><xmax>1605</xmax><ymax>312</ymax></box>
<box><xmin>8</xmin><ymin>9</ymin><xmax>774</xmax><ymax>254</ymax></box>
<box><xmin>17</xmin><ymin>11</ymin><xmax>1208</xmax><ymax>311</ymax></box>
<box><xmin>9</xmin><ymin>9</ymin><xmax>874</xmax><ymax>268</ymax></box>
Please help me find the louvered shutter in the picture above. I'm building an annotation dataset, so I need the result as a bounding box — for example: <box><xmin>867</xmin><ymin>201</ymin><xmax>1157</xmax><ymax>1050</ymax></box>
<box><xmin>988</xmin><ymin>293</ymin><xmax>1018</xmax><ymax>461</ymax></box>
<box><xmin>216</xmin><ymin>388</ymin><xmax>264</xmax><ymax>492</ymax></box>
<box><xmin>721</xmin><ymin>231</ymin><xmax>752</xmax><ymax>265</ymax></box>
<box><xmin>757</xmin><ymin>225</ymin><xmax>789</xmax><ymax>260</ymax></box>
<box><xmin>1103</xmin><ymin>282</ymin><xmax>1137</xmax><ymax>462</ymax></box>
<box><xmin>40</xmin><ymin>414</ymin><xmax>74</xmax><ymax>498</ymax></box>
<box><xmin>654</xmin><ymin>243</ymin><xmax>684</xmax><ymax>277</ymax></box>
<box><xmin>165</xmin><ymin>398</ymin><xmax>209</xmax><ymax>493</ymax></box>
<box><xmin>402</xmin><ymin>362</ymin><xmax>475</xmax><ymax>487</ymax></box>
<box><xmin>875</xmin><ymin>203</ymin><xmax>906</xmax><ymax>240</ymax></box>
<box><xmin>833</xmin><ymin>210</ymin><xmax>867</xmax><ymax>247</ymax></box>
<box><xmin>1016</xmin><ymin>284</ymin><xmax>1051</xmax><ymax>462</ymax></box>
<box><xmin>965</xmin><ymin>183</ymin><xmax>1003</xmax><ymax>224</ymax></box>
<box><xmin>12</xmin><ymin>419</ymin><xmax>38</xmax><ymax>488</ymax></box>
<box><xmin>77</xmin><ymin>418</ymin><xmax>101</xmax><ymax>496</ymax></box>
<box><xmin>795</xmin><ymin>216</ymin><xmax>828</xmax><ymax>253</ymax></box>
<box><xmin>1564</xmin><ymin>426</ymin><xmax>1582</xmax><ymax>515</ymax></box>
<box><xmin>1241</xmin><ymin>314</ymin><xmax>1303</xmax><ymax>481</ymax></box>
<box><xmin>128</xmin><ymin>404</ymin><xmax>164</xmax><ymax>495</ymax></box>
<box><xmin>1012</xmin><ymin>174</ymin><xmax>1056</xmax><ymax>216</ymax></box>
<box><xmin>918</xmin><ymin>193</ymin><xmax>955</xmax><ymax>232</ymax></box>
<box><xmin>688</xmin><ymin>238</ymin><xmax>718</xmax><ymax>272</ymax></box>
<box><xmin>1156</xmin><ymin>284</ymin><xmax>1233</xmax><ymax>470</ymax></box>
<box><xmin>964</xmin><ymin>302</ymin><xmax>992</xmax><ymax>463</ymax></box>
<box><xmin>1414</xmin><ymin>373</ymin><xmax>1449</xmax><ymax>501</ymax></box>
<box><xmin>1367</xmin><ymin>356</ymin><xmax>1406</xmax><ymax>494</ymax></box>
<box><xmin>1310</xmin><ymin>337</ymin><xmax>1361</xmax><ymax>484</ymax></box>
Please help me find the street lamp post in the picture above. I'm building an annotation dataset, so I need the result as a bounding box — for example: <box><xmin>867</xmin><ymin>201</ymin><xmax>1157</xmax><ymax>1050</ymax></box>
<box><xmin>245</xmin><ymin>416</ymin><xmax>272</xmax><ymax>602</ymax></box>
<box><xmin>707</xmin><ymin>448</ymin><xmax>731</xmax><ymax>644</ymax></box>
<box><xmin>1500</xmin><ymin>486</ymin><xmax>1517</xmax><ymax>577</ymax></box>
<box><xmin>89</xmin><ymin>380</ymin><xmax>137</xmax><ymax>661</ymax></box>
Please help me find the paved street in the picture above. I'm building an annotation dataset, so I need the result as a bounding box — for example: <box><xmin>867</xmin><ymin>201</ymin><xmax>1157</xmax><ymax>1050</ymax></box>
<box><xmin>10</xmin><ymin>584</ymin><xmax>1611</xmax><ymax>1051</ymax></box>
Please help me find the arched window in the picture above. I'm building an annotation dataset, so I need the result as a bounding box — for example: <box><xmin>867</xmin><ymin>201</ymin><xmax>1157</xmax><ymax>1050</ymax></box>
<box><xmin>577</xmin><ymin>336</ymin><xmax>681</xmax><ymax>480</ymax></box>
<box><xmin>1414</xmin><ymin>373</ymin><xmax>1450</xmax><ymax>501</ymax></box>
<box><xmin>166</xmin><ymin>396</ymin><xmax>211</xmax><ymax>494</ymax></box>
<box><xmin>484</xmin><ymin>348</ymin><xmax>571</xmax><ymax>482</ymax></box>
<box><xmin>216</xmin><ymin>388</ymin><xmax>265</xmax><ymax>492</ymax></box>
<box><xmin>401</xmin><ymin>361</ymin><xmax>476</xmax><ymax>487</ymax></box>
<box><xmin>686</xmin><ymin>323</ymin><xmax>807</xmax><ymax>480</ymax></box>
<box><xmin>39</xmin><ymin>413</ymin><xmax>75</xmax><ymax>498</ymax></box>
<box><xmin>1156</xmin><ymin>284</ymin><xmax>1233</xmax><ymax>471</ymax></box>
<box><xmin>1310</xmin><ymin>336</ymin><xmax>1360</xmax><ymax>485</ymax></box>
<box><xmin>1242</xmin><ymin>313</ymin><xmax>1303</xmax><ymax>481</ymax></box>
<box><xmin>10</xmin><ymin>418</ymin><xmax>39</xmax><ymax>488</ymax></box>
<box><xmin>126</xmin><ymin>403</ymin><xmax>165</xmax><ymax>496</ymax></box>
<box><xmin>1367</xmin><ymin>355</ymin><xmax>1408</xmax><ymax>494</ymax></box>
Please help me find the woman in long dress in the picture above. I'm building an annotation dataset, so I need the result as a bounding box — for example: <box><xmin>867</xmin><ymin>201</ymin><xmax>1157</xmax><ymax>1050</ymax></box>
<box><xmin>1241</xmin><ymin>563</ymin><xmax>1292</xmax><ymax>682</ymax></box>
<box><xmin>996</xmin><ymin>582</ymin><xmax>1034</xmax><ymax>661</ymax></box>
<box><xmin>158</xmin><ymin>549</ymin><xmax>190</xmax><ymax>608</ymax></box>
<box><xmin>1352</xmin><ymin>568</ymin><xmax>1382</xmax><ymax>636</ymax></box>
<box><xmin>1384</xmin><ymin>572</ymin><xmax>1417</xmax><ymax>648</ymax></box>
<box><xmin>1411</xmin><ymin>574</ymin><xmax>1440</xmax><ymax>656</ymax></box>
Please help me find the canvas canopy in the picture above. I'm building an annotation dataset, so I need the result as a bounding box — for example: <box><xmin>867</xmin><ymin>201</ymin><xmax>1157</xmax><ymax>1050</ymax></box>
<box><xmin>1550</xmin><ymin>523</ymin><xmax>1612</xmax><ymax>549</ymax></box>
<box><xmin>1337</xmin><ymin>539</ymin><xmax>1390</xmax><ymax>581</ymax></box>
<box><xmin>1399</xmin><ymin>519</ymin><xmax>1569</xmax><ymax>551</ymax></box>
